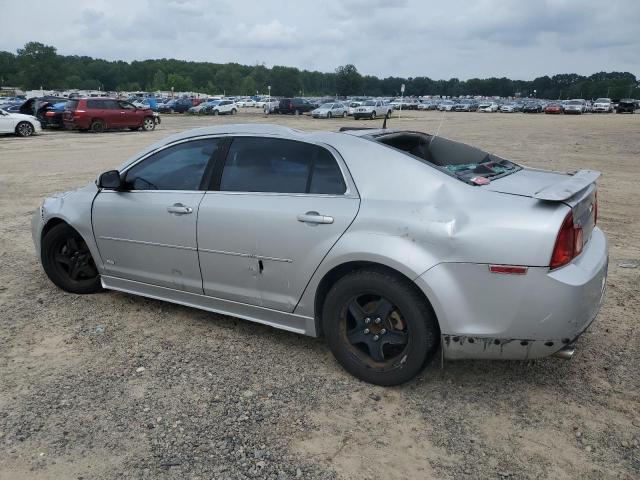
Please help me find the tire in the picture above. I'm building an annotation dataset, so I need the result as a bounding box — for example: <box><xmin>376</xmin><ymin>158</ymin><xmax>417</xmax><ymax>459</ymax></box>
<box><xmin>90</xmin><ymin>119</ymin><xmax>104</xmax><ymax>133</ymax></box>
<box><xmin>142</xmin><ymin>116</ymin><xmax>155</xmax><ymax>131</ymax></box>
<box><xmin>327</xmin><ymin>112</ymin><xmax>332</xmax><ymax>119</ymax></box>
<box><xmin>231</xmin><ymin>108</ymin><xmax>237</xmax><ymax>115</ymax></box>
<box><xmin>213</xmin><ymin>110</ymin><xmax>219</xmax><ymax>116</ymax></box>
<box><xmin>15</xmin><ymin>121</ymin><xmax>35</xmax><ymax>137</ymax></box>
<box><xmin>343</xmin><ymin>111</ymin><xmax>347</xmax><ymax>118</ymax></box>
<box><xmin>323</xmin><ymin>268</ymin><xmax>439</xmax><ymax>386</ymax></box>
<box><xmin>371</xmin><ymin>111</ymin><xmax>377</xmax><ymax>120</ymax></box>
<box><xmin>41</xmin><ymin>223</ymin><xmax>102</xmax><ymax>294</ymax></box>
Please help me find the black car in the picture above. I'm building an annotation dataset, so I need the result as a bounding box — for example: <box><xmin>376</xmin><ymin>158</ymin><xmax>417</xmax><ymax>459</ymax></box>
<box><xmin>277</xmin><ymin>98</ymin><xmax>315</xmax><ymax>115</ymax></box>
<box><xmin>523</xmin><ymin>103</ymin><xmax>543</xmax><ymax>113</ymax></box>
<box><xmin>616</xmin><ymin>99</ymin><xmax>636</xmax><ymax>114</ymax></box>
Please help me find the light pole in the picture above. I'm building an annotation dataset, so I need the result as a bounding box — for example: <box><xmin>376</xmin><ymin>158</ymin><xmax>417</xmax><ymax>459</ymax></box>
<box><xmin>267</xmin><ymin>85</ymin><xmax>271</xmax><ymax>115</ymax></box>
<box><xmin>398</xmin><ymin>83</ymin><xmax>405</xmax><ymax>118</ymax></box>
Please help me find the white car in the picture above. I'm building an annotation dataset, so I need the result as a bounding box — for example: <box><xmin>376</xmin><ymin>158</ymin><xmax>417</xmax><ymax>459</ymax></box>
<box><xmin>0</xmin><ymin>109</ymin><xmax>42</xmax><ymax>137</ymax></box>
<box><xmin>211</xmin><ymin>100</ymin><xmax>238</xmax><ymax>115</ymax></box>
<box><xmin>477</xmin><ymin>102</ymin><xmax>499</xmax><ymax>112</ymax></box>
<box><xmin>593</xmin><ymin>98</ymin><xmax>612</xmax><ymax>113</ymax></box>
<box><xmin>347</xmin><ymin>101</ymin><xmax>363</xmax><ymax>116</ymax></box>
<box><xmin>353</xmin><ymin>100</ymin><xmax>393</xmax><ymax>120</ymax></box>
<box><xmin>238</xmin><ymin>99</ymin><xmax>256</xmax><ymax>108</ymax></box>
<box><xmin>263</xmin><ymin>99</ymin><xmax>280</xmax><ymax>113</ymax></box>
<box><xmin>311</xmin><ymin>102</ymin><xmax>348</xmax><ymax>118</ymax></box>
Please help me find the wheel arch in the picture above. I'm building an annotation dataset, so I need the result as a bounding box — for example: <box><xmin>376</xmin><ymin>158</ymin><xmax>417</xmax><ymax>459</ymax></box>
<box><xmin>312</xmin><ymin>260</ymin><xmax>440</xmax><ymax>338</ymax></box>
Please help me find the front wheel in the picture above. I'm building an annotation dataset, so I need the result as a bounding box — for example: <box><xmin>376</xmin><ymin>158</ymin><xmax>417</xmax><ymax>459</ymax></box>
<box><xmin>90</xmin><ymin>119</ymin><xmax>104</xmax><ymax>133</ymax></box>
<box><xmin>231</xmin><ymin>108</ymin><xmax>237</xmax><ymax>115</ymax></box>
<box><xmin>323</xmin><ymin>269</ymin><xmax>439</xmax><ymax>386</ymax></box>
<box><xmin>41</xmin><ymin>223</ymin><xmax>102</xmax><ymax>294</ymax></box>
<box><xmin>343</xmin><ymin>111</ymin><xmax>348</xmax><ymax>118</ymax></box>
<box><xmin>142</xmin><ymin>116</ymin><xmax>155</xmax><ymax>131</ymax></box>
<box><xmin>16</xmin><ymin>121</ymin><xmax>35</xmax><ymax>137</ymax></box>
<box><xmin>327</xmin><ymin>112</ymin><xmax>332</xmax><ymax>119</ymax></box>
<box><xmin>371</xmin><ymin>111</ymin><xmax>377</xmax><ymax>120</ymax></box>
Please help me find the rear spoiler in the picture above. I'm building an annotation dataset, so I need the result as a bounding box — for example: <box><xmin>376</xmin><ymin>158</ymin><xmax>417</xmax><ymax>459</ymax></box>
<box><xmin>533</xmin><ymin>170</ymin><xmax>601</xmax><ymax>201</ymax></box>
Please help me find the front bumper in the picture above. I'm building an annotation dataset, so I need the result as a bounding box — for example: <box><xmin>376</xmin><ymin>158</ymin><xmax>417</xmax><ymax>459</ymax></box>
<box><xmin>416</xmin><ymin>228</ymin><xmax>608</xmax><ymax>360</ymax></box>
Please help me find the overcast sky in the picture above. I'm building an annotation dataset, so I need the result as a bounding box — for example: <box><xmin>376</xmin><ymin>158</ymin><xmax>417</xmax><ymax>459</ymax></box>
<box><xmin>1</xmin><ymin>0</ymin><xmax>639</xmax><ymax>80</ymax></box>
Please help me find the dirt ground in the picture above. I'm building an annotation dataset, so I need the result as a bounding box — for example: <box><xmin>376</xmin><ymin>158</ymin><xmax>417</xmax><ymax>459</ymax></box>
<box><xmin>0</xmin><ymin>109</ymin><xmax>638</xmax><ymax>480</ymax></box>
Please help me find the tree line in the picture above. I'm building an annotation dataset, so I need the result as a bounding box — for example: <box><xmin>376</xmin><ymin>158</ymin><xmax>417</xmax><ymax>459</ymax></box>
<box><xmin>1</xmin><ymin>42</ymin><xmax>638</xmax><ymax>99</ymax></box>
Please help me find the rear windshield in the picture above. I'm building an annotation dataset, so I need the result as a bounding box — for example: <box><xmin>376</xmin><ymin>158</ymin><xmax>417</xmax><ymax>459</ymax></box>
<box><xmin>372</xmin><ymin>131</ymin><xmax>521</xmax><ymax>185</ymax></box>
<box><xmin>65</xmin><ymin>100</ymin><xmax>79</xmax><ymax>110</ymax></box>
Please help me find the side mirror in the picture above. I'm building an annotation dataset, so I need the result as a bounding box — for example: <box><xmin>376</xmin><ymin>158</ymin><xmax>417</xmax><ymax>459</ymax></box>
<box><xmin>97</xmin><ymin>170</ymin><xmax>123</xmax><ymax>190</ymax></box>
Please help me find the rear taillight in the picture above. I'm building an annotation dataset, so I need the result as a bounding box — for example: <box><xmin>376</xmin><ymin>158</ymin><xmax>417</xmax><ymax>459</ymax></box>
<box><xmin>550</xmin><ymin>212</ymin><xmax>583</xmax><ymax>270</ymax></box>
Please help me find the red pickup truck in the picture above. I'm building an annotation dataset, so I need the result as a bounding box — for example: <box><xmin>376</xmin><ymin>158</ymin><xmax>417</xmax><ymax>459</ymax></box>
<box><xmin>63</xmin><ymin>98</ymin><xmax>156</xmax><ymax>133</ymax></box>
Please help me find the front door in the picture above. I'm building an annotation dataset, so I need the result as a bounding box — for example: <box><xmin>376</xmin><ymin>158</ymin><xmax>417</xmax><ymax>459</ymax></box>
<box><xmin>92</xmin><ymin>137</ymin><xmax>222</xmax><ymax>293</ymax></box>
<box><xmin>198</xmin><ymin>136</ymin><xmax>359</xmax><ymax>311</ymax></box>
<box><xmin>0</xmin><ymin>111</ymin><xmax>13</xmax><ymax>133</ymax></box>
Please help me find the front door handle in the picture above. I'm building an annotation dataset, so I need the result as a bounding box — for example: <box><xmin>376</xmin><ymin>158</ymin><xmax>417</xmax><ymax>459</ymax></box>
<box><xmin>297</xmin><ymin>211</ymin><xmax>334</xmax><ymax>224</ymax></box>
<box><xmin>167</xmin><ymin>203</ymin><xmax>193</xmax><ymax>215</ymax></box>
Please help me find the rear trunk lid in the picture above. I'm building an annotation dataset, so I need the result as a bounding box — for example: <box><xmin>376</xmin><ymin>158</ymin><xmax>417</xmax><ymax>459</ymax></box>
<box><xmin>486</xmin><ymin>168</ymin><xmax>600</xmax><ymax>254</ymax></box>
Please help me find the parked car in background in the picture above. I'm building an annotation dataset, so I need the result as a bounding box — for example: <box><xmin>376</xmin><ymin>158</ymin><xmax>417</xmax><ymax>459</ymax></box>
<box><xmin>616</xmin><ymin>99</ymin><xmax>636</xmax><ymax>113</ymax></box>
<box><xmin>592</xmin><ymin>98</ymin><xmax>612</xmax><ymax>113</ymax></box>
<box><xmin>353</xmin><ymin>100</ymin><xmax>393</xmax><ymax>120</ymax></box>
<box><xmin>418</xmin><ymin>100</ymin><xmax>437</xmax><ymax>110</ymax></box>
<box><xmin>41</xmin><ymin>101</ymin><xmax>67</xmax><ymax>128</ymax></box>
<box><xmin>522</xmin><ymin>102</ymin><xmax>543</xmax><ymax>113</ymax></box>
<box><xmin>210</xmin><ymin>100</ymin><xmax>238</xmax><ymax>115</ymax></box>
<box><xmin>477</xmin><ymin>101</ymin><xmax>499</xmax><ymax>112</ymax></box>
<box><xmin>238</xmin><ymin>99</ymin><xmax>256</xmax><ymax>108</ymax></box>
<box><xmin>545</xmin><ymin>102</ymin><xmax>563</xmax><ymax>114</ymax></box>
<box><xmin>347</xmin><ymin>101</ymin><xmax>363</xmax><ymax>115</ymax></box>
<box><xmin>437</xmin><ymin>100</ymin><xmax>456</xmax><ymax>111</ymax></box>
<box><xmin>452</xmin><ymin>100</ymin><xmax>478</xmax><ymax>112</ymax></box>
<box><xmin>278</xmin><ymin>98</ymin><xmax>315</xmax><ymax>115</ymax></box>
<box><xmin>263</xmin><ymin>98</ymin><xmax>280</xmax><ymax>114</ymax></box>
<box><xmin>311</xmin><ymin>102</ymin><xmax>348</xmax><ymax>118</ymax></box>
<box><xmin>63</xmin><ymin>98</ymin><xmax>156</xmax><ymax>133</ymax></box>
<box><xmin>0</xmin><ymin>108</ymin><xmax>42</xmax><ymax>136</ymax></box>
<box><xmin>32</xmin><ymin>123</ymin><xmax>607</xmax><ymax>386</ymax></box>
<box><xmin>158</xmin><ymin>98</ymin><xmax>193</xmax><ymax>114</ymax></box>
<box><xmin>564</xmin><ymin>99</ymin><xmax>587</xmax><ymax>114</ymax></box>
<box><xmin>499</xmin><ymin>102</ymin><xmax>519</xmax><ymax>113</ymax></box>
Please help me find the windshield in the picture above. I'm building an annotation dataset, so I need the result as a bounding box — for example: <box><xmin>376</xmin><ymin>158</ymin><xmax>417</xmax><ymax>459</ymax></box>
<box><xmin>364</xmin><ymin>101</ymin><xmax>376</xmax><ymax>106</ymax></box>
<box><xmin>320</xmin><ymin>103</ymin><xmax>333</xmax><ymax>109</ymax></box>
<box><xmin>595</xmin><ymin>98</ymin><xmax>610</xmax><ymax>103</ymax></box>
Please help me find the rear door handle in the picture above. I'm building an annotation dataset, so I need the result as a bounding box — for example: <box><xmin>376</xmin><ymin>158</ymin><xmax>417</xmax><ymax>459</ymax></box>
<box><xmin>167</xmin><ymin>203</ymin><xmax>193</xmax><ymax>215</ymax></box>
<box><xmin>297</xmin><ymin>211</ymin><xmax>334</xmax><ymax>224</ymax></box>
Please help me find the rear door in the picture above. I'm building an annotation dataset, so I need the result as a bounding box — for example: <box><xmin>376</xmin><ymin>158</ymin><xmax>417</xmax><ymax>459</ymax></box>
<box><xmin>93</xmin><ymin>138</ymin><xmax>222</xmax><ymax>293</ymax></box>
<box><xmin>198</xmin><ymin>136</ymin><xmax>359</xmax><ymax>311</ymax></box>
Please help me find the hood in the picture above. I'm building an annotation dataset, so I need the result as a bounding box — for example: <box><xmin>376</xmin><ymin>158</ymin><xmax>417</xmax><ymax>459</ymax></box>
<box><xmin>7</xmin><ymin>112</ymin><xmax>37</xmax><ymax>122</ymax></box>
<box><xmin>484</xmin><ymin>168</ymin><xmax>600</xmax><ymax>202</ymax></box>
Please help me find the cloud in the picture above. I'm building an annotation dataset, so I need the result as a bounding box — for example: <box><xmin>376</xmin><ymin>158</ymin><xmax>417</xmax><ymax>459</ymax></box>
<box><xmin>0</xmin><ymin>0</ymin><xmax>638</xmax><ymax>79</ymax></box>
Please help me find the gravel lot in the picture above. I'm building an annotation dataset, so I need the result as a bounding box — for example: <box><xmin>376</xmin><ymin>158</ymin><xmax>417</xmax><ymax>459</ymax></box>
<box><xmin>1</xmin><ymin>109</ymin><xmax>639</xmax><ymax>480</ymax></box>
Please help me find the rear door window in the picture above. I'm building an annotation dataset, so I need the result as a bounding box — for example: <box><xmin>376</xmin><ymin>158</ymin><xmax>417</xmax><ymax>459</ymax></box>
<box><xmin>219</xmin><ymin>137</ymin><xmax>346</xmax><ymax>195</ymax></box>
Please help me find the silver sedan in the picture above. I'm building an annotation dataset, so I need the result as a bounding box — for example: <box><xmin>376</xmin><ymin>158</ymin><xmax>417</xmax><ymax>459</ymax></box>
<box><xmin>32</xmin><ymin>124</ymin><xmax>608</xmax><ymax>385</ymax></box>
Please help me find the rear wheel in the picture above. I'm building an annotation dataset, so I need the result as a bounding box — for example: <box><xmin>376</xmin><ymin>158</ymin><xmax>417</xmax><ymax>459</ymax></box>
<box><xmin>15</xmin><ymin>121</ymin><xmax>35</xmax><ymax>137</ymax></box>
<box><xmin>371</xmin><ymin>111</ymin><xmax>377</xmax><ymax>120</ymax></box>
<box><xmin>142</xmin><ymin>116</ymin><xmax>155</xmax><ymax>131</ymax></box>
<box><xmin>231</xmin><ymin>108</ymin><xmax>237</xmax><ymax>115</ymax></box>
<box><xmin>213</xmin><ymin>110</ymin><xmax>219</xmax><ymax>116</ymax></box>
<box><xmin>41</xmin><ymin>223</ymin><xmax>102</xmax><ymax>294</ymax></box>
<box><xmin>323</xmin><ymin>269</ymin><xmax>439</xmax><ymax>386</ymax></box>
<box><xmin>327</xmin><ymin>112</ymin><xmax>332</xmax><ymax>119</ymax></box>
<box><xmin>90</xmin><ymin>119</ymin><xmax>104</xmax><ymax>133</ymax></box>
<box><xmin>343</xmin><ymin>111</ymin><xmax>347</xmax><ymax>118</ymax></box>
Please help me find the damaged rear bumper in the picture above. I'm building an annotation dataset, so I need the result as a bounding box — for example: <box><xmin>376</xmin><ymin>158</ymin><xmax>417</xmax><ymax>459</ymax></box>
<box><xmin>416</xmin><ymin>228</ymin><xmax>608</xmax><ymax>360</ymax></box>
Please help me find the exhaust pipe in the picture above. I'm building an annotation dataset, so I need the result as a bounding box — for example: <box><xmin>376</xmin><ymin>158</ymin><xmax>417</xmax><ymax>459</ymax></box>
<box><xmin>552</xmin><ymin>345</ymin><xmax>575</xmax><ymax>360</ymax></box>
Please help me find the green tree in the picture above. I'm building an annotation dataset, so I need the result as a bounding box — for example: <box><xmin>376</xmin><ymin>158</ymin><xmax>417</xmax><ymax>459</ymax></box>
<box><xmin>152</xmin><ymin>70</ymin><xmax>166</xmax><ymax>90</ymax></box>
<box><xmin>16</xmin><ymin>41</ymin><xmax>60</xmax><ymax>88</ymax></box>
<box><xmin>335</xmin><ymin>64</ymin><xmax>362</xmax><ymax>96</ymax></box>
